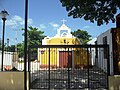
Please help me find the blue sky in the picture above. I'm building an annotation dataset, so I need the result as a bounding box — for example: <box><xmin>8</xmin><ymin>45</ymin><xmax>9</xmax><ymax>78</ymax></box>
<box><xmin>0</xmin><ymin>0</ymin><xmax>118</xmax><ymax>45</ymax></box>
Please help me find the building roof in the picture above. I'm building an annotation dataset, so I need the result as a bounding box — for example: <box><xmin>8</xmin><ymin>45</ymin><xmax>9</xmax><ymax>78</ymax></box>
<box><xmin>42</xmin><ymin>20</ymin><xmax>78</xmax><ymax>45</ymax></box>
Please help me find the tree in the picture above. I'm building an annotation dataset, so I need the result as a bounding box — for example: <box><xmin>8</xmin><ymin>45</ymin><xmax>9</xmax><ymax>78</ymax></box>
<box><xmin>18</xmin><ymin>26</ymin><xmax>46</xmax><ymax>59</ymax></box>
<box><xmin>17</xmin><ymin>43</ymin><xmax>24</xmax><ymax>58</ymax></box>
<box><xmin>60</xmin><ymin>0</ymin><xmax>120</xmax><ymax>26</ymax></box>
<box><xmin>22</xmin><ymin>26</ymin><xmax>46</xmax><ymax>46</ymax></box>
<box><xmin>6</xmin><ymin>45</ymin><xmax>15</xmax><ymax>52</ymax></box>
<box><xmin>71</xmin><ymin>29</ymin><xmax>92</xmax><ymax>44</ymax></box>
<box><xmin>27</xmin><ymin>26</ymin><xmax>46</xmax><ymax>60</ymax></box>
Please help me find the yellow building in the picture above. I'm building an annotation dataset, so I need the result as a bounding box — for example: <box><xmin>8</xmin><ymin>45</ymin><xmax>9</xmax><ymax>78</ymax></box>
<box><xmin>38</xmin><ymin>21</ymin><xmax>91</xmax><ymax>68</ymax></box>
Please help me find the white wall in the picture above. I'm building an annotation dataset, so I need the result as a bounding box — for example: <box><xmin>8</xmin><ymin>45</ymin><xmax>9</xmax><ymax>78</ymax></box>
<box><xmin>0</xmin><ymin>72</ymin><xmax>29</xmax><ymax>90</ymax></box>
<box><xmin>0</xmin><ymin>51</ymin><xmax>13</xmax><ymax>70</ymax></box>
<box><xmin>87</xmin><ymin>38</ymin><xmax>97</xmax><ymax>65</ymax></box>
<box><xmin>97</xmin><ymin>29</ymin><xmax>113</xmax><ymax>75</ymax></box>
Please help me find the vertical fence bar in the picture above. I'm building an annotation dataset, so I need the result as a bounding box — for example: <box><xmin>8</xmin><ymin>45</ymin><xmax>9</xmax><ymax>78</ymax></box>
<box><xmin>87</xmin><ymin>47</ymin><xmax>89</xmax><ymax>89</ymax></box>
<box><xmin>95</xmin><ymin>42</ymin><xmax>98</xmax><ymax>65</ymax></box>
<box><xmin>48</xmin><ymin>48</ymin><xmax>50</xmax><ymax>89</ymax></box>
<box><xmin>107</xmin><ymin>45</ymin><xmax>110</xmax><ymax>89</ymax></box>
<box><xmin>89</xmin><ymin>46</ymin><xmax>92</xmax><ymax>88</ymax></box>
<box><xmin>68</xmin><ymin>48</ymin><xmax>70</xmax><ymax>89</ymax></box>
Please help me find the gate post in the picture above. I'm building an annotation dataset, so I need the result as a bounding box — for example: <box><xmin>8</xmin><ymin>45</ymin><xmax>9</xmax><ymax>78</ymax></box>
<box><xmin>28</xmin><ymin>46</ymin><xmax>30</xmax><ymax>90</ymax></box>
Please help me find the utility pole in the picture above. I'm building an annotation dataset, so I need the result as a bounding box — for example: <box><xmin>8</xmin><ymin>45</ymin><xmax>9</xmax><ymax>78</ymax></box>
<box><xmin>24</xmin><ymin>0</ymin><xmax>28</xmax><ymax>90</ymax></box>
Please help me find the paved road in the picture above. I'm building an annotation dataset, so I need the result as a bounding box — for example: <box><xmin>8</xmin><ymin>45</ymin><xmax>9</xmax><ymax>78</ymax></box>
<box><xmin>30</xmin><ymin>67</ymin><xmax>108</xmax><ymax>90</ymax></box>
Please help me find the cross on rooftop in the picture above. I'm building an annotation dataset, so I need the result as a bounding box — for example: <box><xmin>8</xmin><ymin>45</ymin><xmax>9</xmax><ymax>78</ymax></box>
<box><xmin>61</xmin><ymin>19</ymin><xmax>67</xmax><ymax>24</ymax></box>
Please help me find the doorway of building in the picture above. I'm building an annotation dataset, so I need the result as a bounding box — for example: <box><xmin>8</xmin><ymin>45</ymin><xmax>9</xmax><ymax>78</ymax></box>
<box><xmin>59</xmin><ymin>51</ymin><xmax>72</xmax><ymax>68</ymax></box>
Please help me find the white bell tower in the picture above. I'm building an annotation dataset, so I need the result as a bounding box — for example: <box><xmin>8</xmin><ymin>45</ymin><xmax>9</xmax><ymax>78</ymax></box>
<box><xmin>56</xmin><ymin>19</ymin><xmax>72</xmax><ymax>38</ymax></box>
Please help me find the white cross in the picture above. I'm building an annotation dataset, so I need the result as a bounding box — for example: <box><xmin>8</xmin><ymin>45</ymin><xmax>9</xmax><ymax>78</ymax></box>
<box><xmin>61</xmin><ymin>19</ymin><xmax>67</xmax><ymax>24</ymax></box>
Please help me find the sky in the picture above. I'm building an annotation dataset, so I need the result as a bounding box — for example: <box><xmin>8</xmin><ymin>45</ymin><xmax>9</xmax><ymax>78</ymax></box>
<box><xmin>0</xmin><ymin>0</ymin><xmax>119</xmax><ymax>45</ymax></box>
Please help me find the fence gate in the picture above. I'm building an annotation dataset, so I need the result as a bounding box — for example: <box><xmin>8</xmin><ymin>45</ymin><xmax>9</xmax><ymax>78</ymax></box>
<box><xmin>28</xmin><ymin>45</ymin><xmax>109</xmax><ymax>90</ymax></box>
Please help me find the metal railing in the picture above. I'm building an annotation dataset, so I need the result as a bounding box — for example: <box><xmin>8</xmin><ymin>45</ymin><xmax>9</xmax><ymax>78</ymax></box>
<box><xmin>27</xmin><ymin>45</ymin><xmax>109</xmax><ymax>89</ymax></box>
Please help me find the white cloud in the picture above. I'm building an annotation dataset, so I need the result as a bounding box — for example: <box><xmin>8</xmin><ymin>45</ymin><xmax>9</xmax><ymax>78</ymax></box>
<box><xmin>83</xmin><ymin>26</ymin><xmax>91</xmax><ymax>29</ymax></box>
<box><xmin>5</xmin><ymin>15</ymin><xmax>33</xmax><ymax>28</ymax></box>
<box><xmin>28</xmin><ymin>18</ymin><xmax>33</xmax><ymax>25</ymax></box>
<box><xmin>49</xmin><ymin>22</ymin><xmax>59</xmax><ymax>28</ymax></box>
<box><xmin>6</xmin><ymin>19</ymin><xmax>18</xmax><ymax>27</ymax></box>
<box><xmin>13</xmin><ymin>15</ymin><xmax>23</xmax><ymax>23</ymax></box>
<box><xmin>39</xmin><ymin>24</ymin><xmax>46</xmax><ymax>29</ymax></box>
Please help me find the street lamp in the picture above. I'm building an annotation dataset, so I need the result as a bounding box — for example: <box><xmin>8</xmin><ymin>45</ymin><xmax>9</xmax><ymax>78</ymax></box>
<box><xmin>0</xmin><ymin>10</ymin><xmax>9</xmax><ymax>71</ymax></box>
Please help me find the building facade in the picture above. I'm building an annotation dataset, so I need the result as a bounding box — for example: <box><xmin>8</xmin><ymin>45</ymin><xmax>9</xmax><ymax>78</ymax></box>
<box><xmin>38</xmin><ymin>22</ymin><xmax>91</xmax><ymax>68</ymax></box>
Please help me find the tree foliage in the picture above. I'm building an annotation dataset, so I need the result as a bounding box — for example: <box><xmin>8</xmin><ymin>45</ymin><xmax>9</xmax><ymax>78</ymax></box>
<box><xmin>17</xmin><ymin>43</ymin><xmax>24</xmax><ymax>57</ymax></box>
<box><xmin>6</xmin><ymin>45</ymin><xmax>15</xmax><ymax>52</ymax></box>
<box><xmin>16</xmin><ymin>26</ymin><xmax>46</xmax><ymax>58</ymax></box>
<box><xmin>60</xmin><ymin>0</ymin><xmax>120</xmax><ymax>26</ymax></box>
<box><xmin>71</xmin><ymin>29</ymin><xmax>92</xmax><ymax>44</ymax></box>
<box><xmin>22</xmin><ymin>26</ymin><xmax>46</xmax><ymax>46</ymax></box>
